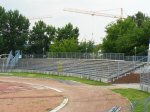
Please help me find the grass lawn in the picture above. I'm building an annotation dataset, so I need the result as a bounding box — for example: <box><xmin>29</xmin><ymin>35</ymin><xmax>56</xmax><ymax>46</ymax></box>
<box><xmin>0</xmin><ymin>72</ymin><xmax>110</xmax><ymax>86</ymax></box>
<box><xmin>112</xmin><ymin>88</ymin><xmax>150</xmax><ymax>112</ymax></box>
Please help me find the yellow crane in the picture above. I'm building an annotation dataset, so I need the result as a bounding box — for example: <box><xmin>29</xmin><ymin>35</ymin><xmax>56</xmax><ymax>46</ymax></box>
<box><xmin>63</xmin><ymin>8</ymin><xmax>124</xmax><ymax>19</ymax></box>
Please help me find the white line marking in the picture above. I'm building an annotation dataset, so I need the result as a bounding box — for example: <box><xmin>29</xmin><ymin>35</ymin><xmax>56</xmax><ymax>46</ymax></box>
<box><xmin>0</xmin><ymin>79</ymin><xmax>68</xmax><ymax>112</ymax></box>
<box><xmin>50</xmin><ymin>97</ymin><xmax>68</xmax><ymax>112</ymax></box>
<box><xmin>23</xmin><ymin>83</ymin><xmax>63</xmax><ymax>93</ymax></box>
<box><xmin>0</xmin><ymin>80</ymin><xmax>62</xmax><ymax>92</ymax></box>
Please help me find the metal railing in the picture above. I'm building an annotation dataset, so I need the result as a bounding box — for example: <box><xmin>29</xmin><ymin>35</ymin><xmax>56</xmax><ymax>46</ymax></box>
<box><xmin>47</xmin><ymin>52</ymin><xmax>125</xmax><ymax>60</ymax></box>
<box><xmin>6</xmin><ymin>51</ymin><xmax>13</xmax><ymax>68</ymax></box>
<box><xmin>111</xmin><ymin>56</ymin><xmax>148</xmax><ymax>79</ymax></box>
<box><xmin>125</xmin><ymin>56</ymin><xmax>147</xmax><ymax>62</ymax></box>
<box><xmin>108</xmin><ymin>97</ymin><xmax>150</xmax><ymax>112</ymax></box>
<box><xmin>9</xmin><ymin>51</ymin><xmax>20</xmax><ymax>67</ymax></box>
<box><xmin>0</xmin><ymin>54</ymin><xmax>9</xmax><ymax>72</ymax></box>
<box><xmin>108</xmin><ymin>105</ymin><xmax>133</xmax><ymax>112</ymax></box>
<box><xmin>22</xmin><ymin>52</ymin><xmax>125</xmax><ymax>60</ymax></box>
<box><xmin>132</xmin><ymin>97</ymin><xmax>150</xmax><ymax>112</ymax></box>
<box><xmin>0</xmin><ymin>54</ymin><xmax>8</xmax><ymax>58</ymax></box>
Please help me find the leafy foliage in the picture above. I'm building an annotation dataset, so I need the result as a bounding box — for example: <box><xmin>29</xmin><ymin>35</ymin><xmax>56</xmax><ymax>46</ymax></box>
<box><xmin>0</xmin><ymin>6</ymin><xmax>29</xmax><ymax>54</ymax></box>
<box><xmin>57</xmin><ymin>23</ymin><xmax>79</xmax><ymax>42</ymax></box>
<box><xmin>29</xmin><ymin>21</ymin><xmax>56</xmax><ymax>54</ymax></box>
<box><xmin>28</xmin><ymin>22</ymin><xmax>79</xmax><ymax>54</ymax></box>
<box><xmin>78</xmin><ymin>40</ymin><xmax>95</xmax><ymax>53</ymax></box>
<box><xmin>102</xmin><ymin>12</ymin><xmax>150</xmax><ymax>55</ymax></box>
<box><xmin>1</xmin><ymin>5</ymin><xmax>150</xmax><ymax>55</ymax></box>
<box><xmin>50</xmin><ymin>38</ymin><xmax>78</xmax><ymax>52</ymax></box>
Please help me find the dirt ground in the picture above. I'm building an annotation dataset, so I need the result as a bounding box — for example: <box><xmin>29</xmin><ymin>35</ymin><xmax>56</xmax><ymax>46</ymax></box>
<box><xmin>0</xmin><ymin>81</ymin><xmax>63</xmax><ymax>112</ymax></box>
<box><xmin>0</xmin><ymin>77</ymin><xmax>130</xmax><ymax>112</ymax></box>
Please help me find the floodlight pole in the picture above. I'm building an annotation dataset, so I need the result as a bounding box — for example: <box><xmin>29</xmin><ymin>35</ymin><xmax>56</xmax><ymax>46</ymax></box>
<box><xmin>43</xmin><ymin>48</ymin><xmax>44</xmax><ymax>58</ymax></box>
<box><xmin>134</xmin><ymin>46</ymin><xmax>137</xmax><ymax>68</ymax></box>
<box><xmin>134</xmin><ymin>46</ymin><xmax>136</xmax><ymax>61</ymax></box>
<box><xmin>86</xmin><ymin>48</ymin><xmax>88</xmax><ymax>59</ymax></box>
<box><xmin>148</xmin><ymin>39</ymin><xmax>150</xmax><ymax>62</ymax></box>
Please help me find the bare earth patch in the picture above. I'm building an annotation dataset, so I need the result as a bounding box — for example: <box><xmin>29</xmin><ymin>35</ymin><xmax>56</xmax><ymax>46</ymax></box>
<box><xmin>0</xmin><ymin>81</ymin><xmax>63</xmax><ymax>112</ymax></box>
<box><xmin>0</xmin><ymin>77</ymin><xmax>130</xmax><ymax>112</ymax></box>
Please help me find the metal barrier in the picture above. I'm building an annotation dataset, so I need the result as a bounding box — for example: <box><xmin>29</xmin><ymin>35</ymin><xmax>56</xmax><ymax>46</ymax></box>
<box><xmin>111</xmin><ymin>56</ymin><xmax>147</xmax><ymax>80</ymax></box>
<box><xmin>47</xmin><ymin>52</ymin><xmax>125</xmax><ymax>60</ymax></box>
<box><xmin>9</xmin><ymin>50</ymin><xmax>20</xmax><ymax>67</ymax></box>
<box><xmin>140</xmin><ymin>58</ymin><xmax>150</xmax><ymax>93</ymax></box>
<box><xmin>132</xmin><ymin>97</ymin><xmax>150</xmax><ymax>112</ymax></box>
<box><xmin>108</xmin><ymin>106</ymin><xmax>121</xmax><ymax>112</ymax></box>
<box><xmin>125</xmin><ymin>56</ymin><xmax>147</xmax><ymax>62</ymax></box>
<box><xmin>0</xmin><ymin>54</ymin><xmax>9</xmax><ymax>72</ymax></box>
<box><xmin>0</xmin><ymin>54</ymin><xmax>8</xmax><ymax>58</ymax></box>
<box><xmin>108</xmin><ymin>97</ymin><xmax>150</xmax><ymax>112</ymax></box>
<box><xmin>22</xmin><ymin>52</ymin><xmax>148</xmax><ymax>62</ymax></box>
<box><xmin>22</xmin><ymin>52</ymin><xmax>125</xmax><ymax>60</ymax></box>
<box><xmin>6</xmin><ymin>51</ymin><xmax>13</xmax><ymax>68</ymax></box>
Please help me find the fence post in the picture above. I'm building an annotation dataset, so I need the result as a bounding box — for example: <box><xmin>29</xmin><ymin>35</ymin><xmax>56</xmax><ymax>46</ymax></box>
<box><xmin>118</xmin><ymin>61</ymin><xmax>120</xmax><ymax>77</ymax></box>
<box><xmin>2</xmin><ymin>58</ymin><xmax>5</xmax><ymax>72</ymax></box>
<box><xmin>108</xmin><ymin>65</ymin><xmax>110</xmax><ymax>75</ymax></box>
<box><xmin>144</xmin><ymin>97</ymin><xmax>150</xmax><ymax>112</ymax></box>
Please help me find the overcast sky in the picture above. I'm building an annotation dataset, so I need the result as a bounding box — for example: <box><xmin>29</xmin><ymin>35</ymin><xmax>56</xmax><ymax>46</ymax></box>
<box><xmin>0</xmin><ymin>0</ymin><xmax>150</xmax><ymax>44</ymax></box>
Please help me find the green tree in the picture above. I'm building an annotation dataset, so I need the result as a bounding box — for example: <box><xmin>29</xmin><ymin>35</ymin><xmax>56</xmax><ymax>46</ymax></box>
<box><xmin>102</xmin><ymin>12</ymin><xmax>150</xmax><ymax>55</ymax></box>
<box><xmin>57</xmin><ymin>23</ymin><xmax>79</xmax><ymax>41</ymax></box>
<box><xmin>78</xmin><ymin>40</ymin><xmax>95</xmax><ymax>53</ymax></box>
<box><xmin>132</xmin><ymin>11</ymin><xmax>149</xmax><ymax>27</ymax></box>
<box><xmin>93</xmin><ymin>44</ymin><xmax>102</xmax><ymax>53</ymax></box>
<box><xmin>0</xmin><ymin>6</ymin><xmax>7</xmax><ymax>54</ymax></box>
<box><xmin>50</xmin><ymin>38</ymin><xmax>78</xmax><ymax>52</ymax></box>
<box><xmin>0</xmin><ymin>6</ymin><xmax>29</xmax><ymax>54</ymax></box>
<box><xmin>29</xmin><ymin>21</ymin><xmax>56</xmax><ymax>54</ymax></box>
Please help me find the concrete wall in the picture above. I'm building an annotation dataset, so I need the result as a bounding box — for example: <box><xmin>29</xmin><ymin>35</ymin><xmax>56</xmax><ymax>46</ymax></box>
<box><xmin>140</xmin><ymin>84</ymin><xmax>150</xmax><ymax>93</ymax></box>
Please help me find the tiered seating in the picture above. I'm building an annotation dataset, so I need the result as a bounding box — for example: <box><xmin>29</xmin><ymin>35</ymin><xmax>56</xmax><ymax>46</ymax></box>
<box><xmin>14</xmin><ymin>58</ymin><xmax>134</xmax><ymax>82</ymax></box>
<box><xmin>62</xmin><ymin>59</ymin><xmax>132</xmax><ymax>81</ymax></box>
<box><xmin>15</xmin><ymin>58</ymin><xmax>76</xmax><ymax>72</ymax></box>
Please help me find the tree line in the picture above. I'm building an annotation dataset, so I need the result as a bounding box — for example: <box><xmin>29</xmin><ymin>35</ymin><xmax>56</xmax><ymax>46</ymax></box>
<box><xmin>1</xmin><ymin>5</ymin><xmax>150</xmax><ymax>56</ymax></box>
<box><xmin>0</xmin><ymin>6</ymin><xmax>98</xmax><ymax>54</ymax></box>
<box><xmin>102</xmin><ymin>12</ymin><xmax>150</xmax><ymax>55</ymax></box>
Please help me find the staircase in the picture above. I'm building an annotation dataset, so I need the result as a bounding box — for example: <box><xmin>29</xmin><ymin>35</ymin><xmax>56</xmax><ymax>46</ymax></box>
<box><xmin>111</xmin><ymin>56</ymin><xmax>147</xmax><ymax>82</ymax></box>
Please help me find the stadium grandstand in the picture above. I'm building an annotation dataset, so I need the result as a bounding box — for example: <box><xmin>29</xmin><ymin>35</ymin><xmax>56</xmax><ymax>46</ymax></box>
<box><xmin>0</xmin><ymin>51</ymin><xmax>147</xmax><ymax>83</ymax></box>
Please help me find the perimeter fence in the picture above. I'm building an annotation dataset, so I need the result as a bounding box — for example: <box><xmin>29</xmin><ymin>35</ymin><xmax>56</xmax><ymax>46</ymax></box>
<box><xmin>107</xmin><ymin>97</ymin><xmax>150</xmax><ymax>112</ymax></box>
<box><xmin>22</xmin><ymin>52</ymin><xmax>148</xmax><ymax>62</ymax></box>
<box><xmin>22</xmin><ymin>52</ymin><xmax>125</xmax><ymax>60</ymax></box>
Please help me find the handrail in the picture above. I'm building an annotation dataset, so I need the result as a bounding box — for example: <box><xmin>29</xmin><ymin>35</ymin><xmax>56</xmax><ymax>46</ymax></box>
<box><xmin>10</xmin><ymin>51</ymin><xmax>20</xmax><ymax>67</ymax></box>
<box><xmin>0</xmin><ymin>54</ymin><xmax>9</xmax><ymax>58</ymax></box>
<box><xmin>108</xmin><ymin>106</ymin><xmax>121</xmax><ymax>112</ymax></box>
<box><xmin>110</xmin><ymin>56</ymin><xmax>148</xmax><ymax>78</ymax></box>
<box><xmin>0</xmin><ymin>54</ymin><xmax>9</xmax><ymax>72</ymax></box>
<box><xmin>6</xmin><ymin>51</ymin><xmax>14</xmax><ymax>68</ymax></box>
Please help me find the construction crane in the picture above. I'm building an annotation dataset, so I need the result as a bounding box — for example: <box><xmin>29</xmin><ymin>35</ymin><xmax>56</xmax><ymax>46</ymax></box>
<box><xmin>63</xmin><ymin>8</ymin><xmax>124</xmax><ymax>42</ymax></box>
<box><xmin>63</xmin><ymin>8</ymin><xmax>124</xmax><ymax>19</ymax></box>
<box><xmin>29</xmin><ymin>16</ymin><xmax>52</xmax><ymax>20</ymax></box>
